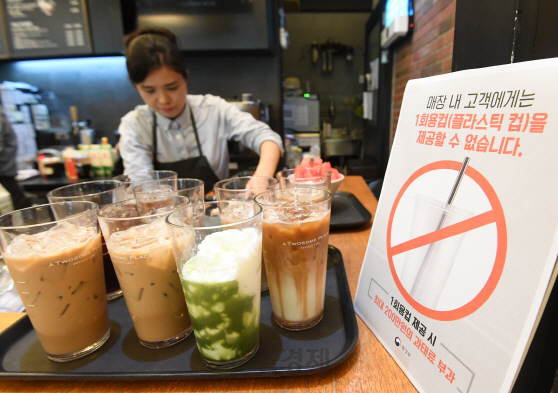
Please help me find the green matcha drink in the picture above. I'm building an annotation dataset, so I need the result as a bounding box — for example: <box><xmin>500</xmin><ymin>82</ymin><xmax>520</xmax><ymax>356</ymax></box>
<box><xmin>179</xmin><ymin>227</ymin><xmax>261</xmax><ymax>368</ymax></box>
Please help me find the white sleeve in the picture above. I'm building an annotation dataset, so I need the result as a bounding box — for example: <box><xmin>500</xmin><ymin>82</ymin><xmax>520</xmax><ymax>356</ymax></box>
<box><xmin>220</xmin><ymin>99</ymin><xmax>284</xmax><ymax>155</ymax></box>
<box><xmin>118</xmin><ymin>113</ymin><xmax>155</xmax><ymax>175</ymax></box>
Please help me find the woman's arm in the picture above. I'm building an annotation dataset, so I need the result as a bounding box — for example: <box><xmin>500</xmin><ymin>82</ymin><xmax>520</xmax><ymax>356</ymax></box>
<box><xmin>253</xmin><ymin>140</ymin><xmax>282</xmax><ymax>178</ymax></box>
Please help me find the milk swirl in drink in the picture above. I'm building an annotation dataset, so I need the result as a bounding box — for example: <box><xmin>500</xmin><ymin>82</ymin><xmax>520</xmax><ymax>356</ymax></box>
<box><xmin>179</xmin><ymin>227</ymin><xmax>261</xmax><ymax>365</ymax></box>
<box><xmin>2</xmin><ymin>221</ymin><xmax>109</xmax><ymax>358</ymax></box>
<box><xmin>262</xmin><ymin>202</ymin><xmax>330</xmax><ymax>328</ymax></box>
<box><xmin>256</xmin><ymin>188</ymin><xmax>332</xmax><ymax>331</ymax></box>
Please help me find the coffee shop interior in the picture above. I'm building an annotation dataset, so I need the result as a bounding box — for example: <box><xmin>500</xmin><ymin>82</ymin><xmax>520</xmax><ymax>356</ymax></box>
<box><xmin>0</xmin><ymin>0</ymin><xmax>558</xmax><ymax>391</ymax></box>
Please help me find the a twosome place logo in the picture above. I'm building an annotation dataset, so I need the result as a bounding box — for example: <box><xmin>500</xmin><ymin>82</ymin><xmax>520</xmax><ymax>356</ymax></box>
<box><xmin>395</xmin><ymin>337</ymin><xmax>401</xmax><ymax>347</ymax></box>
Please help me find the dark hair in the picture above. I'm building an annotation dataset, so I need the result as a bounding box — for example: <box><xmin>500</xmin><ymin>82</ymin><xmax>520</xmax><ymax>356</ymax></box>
<box><xmin>124</xmin><ymin>27</ymin><xmax>188</xmax><ymax>85</ymax></box>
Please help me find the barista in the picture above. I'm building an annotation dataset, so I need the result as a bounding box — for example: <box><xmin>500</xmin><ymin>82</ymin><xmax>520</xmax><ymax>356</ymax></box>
<box><xmin>117</xmin><ymin>27</ymin><xmax>283</xmax><ymax>188</ymax></box>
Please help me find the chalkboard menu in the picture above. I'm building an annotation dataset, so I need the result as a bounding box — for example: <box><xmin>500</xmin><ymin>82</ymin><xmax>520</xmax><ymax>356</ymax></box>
<box><xmin>1</xmin><ymin>0</ymin><xmax>92</xmax><ymax>58</ymax></box>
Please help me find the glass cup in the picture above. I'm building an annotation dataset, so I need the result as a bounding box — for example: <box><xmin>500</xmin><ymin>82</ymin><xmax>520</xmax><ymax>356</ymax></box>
<box><xmin>133</xmin><ymin>178</ymin><xmax>205</xmax><ymax>210</ymax></box>
<box><xmin>113</xmin><ymin>170</ymin><xmax>178</xmax><ymax>197</ymax></box>
<box><xmin>46</xmin><ymin>180</ymin><xmax>127</xmax><ymax>300</ymax></box>
<box><xmin>98</xmin><ymin>196</ymin><xmax>192</xmax><ymax>349</ymax></box>
<box><xmin>0</xmin><ymin>201</ymin><xmax>110</xmax><ymax>362</ymax></box>
<box><xmin>132</xmin><ymin>178</ymin><xmax>179</xmax><ymax>216</ymax></box>
<box><xmin>166</xmin><ymin>201</ymin><xmax>262</xmax><ymax>369</ymax></box>
<box><xmin>255</xmin><ymin>188</ymin><xmax>332</xmax><ymax>331</ymax></box>
<box><xmin>276</xmin><ymin>168</ymin><xmax>331</xmax><ymax>191</ymax></box>
<box><xmin>214</xmin><ymin>176</ymin><xmax>278</xmax><ymax>291</ymax></box>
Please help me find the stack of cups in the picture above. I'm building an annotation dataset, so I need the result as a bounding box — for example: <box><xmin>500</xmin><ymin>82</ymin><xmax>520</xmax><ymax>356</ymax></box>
<box><xmin>213</xmin><ymin>176</ymin><xmax>278</xmax><ymax>291</ymax></box>
<box><xmin>97</xmin><ymin>196</ymin><xmax>192</xmax><ymax>348</ymax></box>
<box><xmin>0</xmin><ymin>202</ymin><xmax>110</xmax><ymax>361</ymax></box>
<box><xmin>46</xmin><ymin>180</ymin><xmax>127</xmax><ymax>300</ymax></box>
<box><xmin>166</xmin><ymin>201</ymin><xmax>263</xmax><ymax>369</ymax></box>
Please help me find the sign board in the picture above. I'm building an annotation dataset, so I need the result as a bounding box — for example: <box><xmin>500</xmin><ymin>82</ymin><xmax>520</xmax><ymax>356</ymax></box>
<box><xmin>1</xmin><ymin>0</ymin><xmax>92</xmax><ymax>58</ymax></box>
<box><xmin>354</xmin><ymin>58</ymin><xmax>558</xmax><ymax>393</ymax></box>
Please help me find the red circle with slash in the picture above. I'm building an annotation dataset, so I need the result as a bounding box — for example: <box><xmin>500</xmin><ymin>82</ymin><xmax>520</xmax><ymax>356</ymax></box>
<box><xmin>387</xmin><ymin>160</ymin><xmax>507</xmax><ymax>321</ymax></box>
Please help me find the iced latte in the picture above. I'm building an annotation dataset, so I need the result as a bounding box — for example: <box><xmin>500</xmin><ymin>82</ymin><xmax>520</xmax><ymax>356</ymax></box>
<box><xmin>106</xmin><ymin>219</ymin><xmax>191</xmax><ymax>346</ymax></box>
<box><xmin>98</xmin><ymin>197</ymin><xmax>191</xmax><ymax>348</ymax></box>
<box><xmin>0</xmin><ymin>202</ymin><xmax>110</xmax><ymax>362</ymax></box>
<box><xmin>255</xmin><ymin>188</ymin><xmax>332</xmax><ymax>330</ymax></box>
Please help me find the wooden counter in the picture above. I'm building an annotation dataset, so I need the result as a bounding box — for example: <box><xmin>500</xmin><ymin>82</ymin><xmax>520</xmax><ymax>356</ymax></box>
<box><xmin>0</xmin><ymin>176</ymin><xmax>418</xmax><ymax>393</ymax></box>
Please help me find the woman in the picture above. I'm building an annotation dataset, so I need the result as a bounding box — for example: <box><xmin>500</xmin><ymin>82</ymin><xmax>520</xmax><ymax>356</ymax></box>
<box><xmin>117</xmin><ymin>27</ymin><xmax>283</xmax><ymax>187</ymax></box>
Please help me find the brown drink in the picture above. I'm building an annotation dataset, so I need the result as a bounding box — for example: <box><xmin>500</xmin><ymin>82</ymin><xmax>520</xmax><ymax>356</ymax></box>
<box><xmin>262</xmin><ymin>205</ymin><xmax>330</xmax><ymax>328</ymax></box>
<box><xmin>105</xmin><ymin>217</ymin><xmax>192</xmax><ymax>347</ymax></box>
<box><xmin>3</xmin><ymin>223</ymin><xmax>110</xmax><ymax>359</ymax></box>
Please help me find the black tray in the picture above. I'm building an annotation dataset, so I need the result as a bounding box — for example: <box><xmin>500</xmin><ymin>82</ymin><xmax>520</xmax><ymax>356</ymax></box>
<box><xmin>330</xmin><ymin>192</ymin><xmax>372</xmax><ymax>230</ymax></box>
<box><xmin>0</xmin><ymin>246</ymin><xmax>358</xmax><ymax>380</ymax></box>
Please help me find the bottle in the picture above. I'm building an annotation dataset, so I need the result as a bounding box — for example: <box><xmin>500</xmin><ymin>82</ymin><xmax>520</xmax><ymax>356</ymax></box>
<box><xmin>62</xmin><ymin>147</ymin><xmax>79</xmax><ymax>181</ymax></box>
<box><xmin>100</xmin><ymin>137</ymin><xmax>114</xmax><ymax>177</ymax></box>
<box><xmin>89</xmin><ymin>145</ymin><xmax>104</xmax><ymax>177</ymax></box>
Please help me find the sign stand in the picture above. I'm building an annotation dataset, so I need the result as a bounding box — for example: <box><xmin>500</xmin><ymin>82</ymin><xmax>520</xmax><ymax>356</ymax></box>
<box><xmin>354</xmin><ymin>58</ymin><xmax>558</xmax><ymax>393</ymax></box>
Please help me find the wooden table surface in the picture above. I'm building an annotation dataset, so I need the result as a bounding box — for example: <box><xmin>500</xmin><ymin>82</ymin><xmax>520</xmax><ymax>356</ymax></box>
<box><xmin>0</xmin><ymin>176</ymin><xmax>418</xmax><ymax>393</ymax></box>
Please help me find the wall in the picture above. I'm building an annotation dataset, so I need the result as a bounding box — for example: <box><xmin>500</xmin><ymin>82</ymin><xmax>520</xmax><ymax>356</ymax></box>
<box><xmin>391</xmin><ymin>0</ymin><xmax>456</xmax><ymax>141</ymax></box>
<box><xmin>283</xmin><ymin>13</ymin><xmax>369</xmax><ymax>131</ymax></box>
<box><xmin>0</xmin><ymin>50</ymin><xmax>283</xmax><ymax>145</ymax></box>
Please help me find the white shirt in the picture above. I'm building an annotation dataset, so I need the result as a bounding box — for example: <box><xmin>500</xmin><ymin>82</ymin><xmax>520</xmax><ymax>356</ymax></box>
<box><xmin>118</xmin><ymin>94</ymin><xmax>284</xmax><ymax>179</ymax></box>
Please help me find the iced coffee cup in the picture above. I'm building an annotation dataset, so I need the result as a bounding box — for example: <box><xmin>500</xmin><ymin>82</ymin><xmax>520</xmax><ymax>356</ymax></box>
<box><xmin>98</xmin><ymin>196</ymin><xmax>192</xmax><ymax>349</ymax></box>
<box><xmin>255</xmin><ymin>188</ymin><xmax>332</xmax><ymax>330</ymax></box>
<box><xmin>47</xmin><ymin>180</ymin><xmax>127</xmax><ymax>300</ymax></box>
<box><xmin>133</xmin><ymin>178</ymin><xmax>205</xmax><ymax>214</ymax></box>
<box><xmin>276</xmin><ymin>168</ymin><xmax>331</xmax><ymax>192</ymax></box>
<box><xmin>214</xmin><ymin>176</ymin><xmax>278</xmax><ymax>292</ymax></box>
<box><xmin>0</xmin><ymin>201</ymin><xmax>110</xmax><ymax>362</ymax></box>
<box><xmin>166</xmin><ymin>201</ymin><xmax>262</xmax><ymax>369</ymax></box>
<box><xmin>114</xmin><ymin>170</ymin><xmax>178</xmax><ymax>197</ymax></box>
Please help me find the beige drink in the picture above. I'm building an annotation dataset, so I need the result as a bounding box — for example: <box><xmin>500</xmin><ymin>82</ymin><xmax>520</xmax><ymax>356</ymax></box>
<box><xmin>106</xmin><ymin>218</ymin><xmax>191</xmax><ymax>347</ymax></box>
<box><xmin>262</xmin><ymin>206</ymin><xmax>330</xmax><ymax>328</ymax></box>
<box><xmin>3</xmin><ymin>222</ymin><xmax>109</xmax><ymax>358</ymax></box>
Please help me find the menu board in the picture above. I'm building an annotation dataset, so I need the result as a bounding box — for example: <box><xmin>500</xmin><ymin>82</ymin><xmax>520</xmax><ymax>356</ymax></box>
<box><xmin>354</xmin><ymin>58</ymin><xmax>558</xmax><ymax>393</ymax></box>
<box><xmin>1</xmin><ymin>0</ymin><xmax>92</xmax><ymax>58</ymax></box>
<box><xmin>0</xmin><ymin>1</ymin><xmax>8</xmax><ymax>57</ymax></box>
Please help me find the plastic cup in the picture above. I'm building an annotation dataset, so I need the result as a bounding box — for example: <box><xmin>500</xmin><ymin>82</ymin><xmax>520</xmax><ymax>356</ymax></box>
<box><xmin>255</xmin><ymin>188</ymin><xmax>332</xmax><ymax>330</ymax></box>
<box><xmin>166</xmin><ymin>201</ymin><xmax>262</xmax><ymax>369</ymax></box>
<box><xmin>98</xmin><ymin>196</ymin><xmax>192</xmax><ymax>349</ymax></box>
<box><xmin>276</xmin><ymin>168</ymin><xmax>331</xmax><ymax>192</ymax></box>
<box><xmin>113</xmin><ymin>170</ymin><xmax>178</xmax><ymax>197</ymax></box>
<box><xmin>214</xmin><ymin>176</ymin><xmax>278</xmax><ymax>291</ymax></box>
<box><xmin>46</xmin><ymin>180</ymin><xmax>127</xmax><ymax>300</ymax></box>
<box><xmin>0</xmin><ymin>201</ymin><xmax>110</xmax><ymax>362</ymax></box>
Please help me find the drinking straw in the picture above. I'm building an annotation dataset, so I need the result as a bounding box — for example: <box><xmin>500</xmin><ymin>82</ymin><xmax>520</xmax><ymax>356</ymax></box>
<box><xmin>410</xmin><ymin>157</ymin><xmax>471</xmax><ymax>297</ymax></box>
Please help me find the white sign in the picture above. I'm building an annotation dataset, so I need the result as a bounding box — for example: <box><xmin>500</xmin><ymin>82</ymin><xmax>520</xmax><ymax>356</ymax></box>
<box><xmin>354</xmin><ymin>58</ymin><xmax>558</xmax><ymax>393</ymax></box>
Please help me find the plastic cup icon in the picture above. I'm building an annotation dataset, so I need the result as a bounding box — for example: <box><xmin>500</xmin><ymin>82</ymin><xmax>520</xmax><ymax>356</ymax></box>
<box><xmin>46</xmin><ymin>180</ymin><xmax>127</xmax><ymax>300</ymax></box>
<box><xmin>255</xmin><ymin>188</ymin><xmax>332</xmax><ymax>330</ymax></box>
<box><xmin>400</xmin><ymin>194</ymin><xmax>474</xmax><ymax>309</ymax></box>
<box><xmin>0</xmin><ymin>201</ymin><xmax>110</xmax><ymax>362</ymax></box>
<box><xmin>97</xmin><ymin>196</ymin><xmax>192</xmax><ymax>349</ymax></box>
<box><xmin>166</xmin><ymin>201</ymin><xmax>262</xmax><ymax>369</ymax></box>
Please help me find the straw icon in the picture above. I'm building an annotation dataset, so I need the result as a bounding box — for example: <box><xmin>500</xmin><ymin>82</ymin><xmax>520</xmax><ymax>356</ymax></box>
<box><xmin>410</xmin><ymin>157</ymin><xmax>471</xmax><ymax>297</ymax></box>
